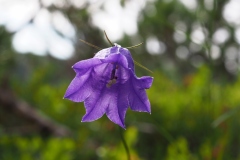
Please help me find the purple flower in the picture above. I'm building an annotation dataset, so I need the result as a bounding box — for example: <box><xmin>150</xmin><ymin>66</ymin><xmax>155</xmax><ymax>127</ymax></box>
<box><xmin>64</xmin><ymin>44</ymin><xmax>153</xmax><ymax>128</ymax></box>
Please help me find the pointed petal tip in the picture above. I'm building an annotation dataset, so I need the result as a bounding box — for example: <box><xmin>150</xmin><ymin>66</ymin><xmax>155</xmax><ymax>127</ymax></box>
<box><xmin>81</xmin><ymin>117</ymin><xmax>88</xmax><ymax>122</ymax></box>
<box><xmin>119</xmin><ymin>124</ymin><xmax>126</xmax><ymax>129</ymax></box>
<box><xmin>82</xmin><ymin>114</ymin><xmax>100</xmax><ymax>122</ymax></box>
<box><xmin>81</xmin><ymin>116</ymin><xmax>89</xmax><ymax>122</ymax></box>
<box><xmin>148</xmin><ymin>108</ymin><xmax>151</xmax><ymax>113</ymax></box>
<box><xmin>63</xmin><ymin>95</ymin><xmax>68</xmax><ymax>99</ymax></box>
<box><xmin>81</xmin><ymin>119</ymin><xmax>88</xmax><ymax>123</ymax></box>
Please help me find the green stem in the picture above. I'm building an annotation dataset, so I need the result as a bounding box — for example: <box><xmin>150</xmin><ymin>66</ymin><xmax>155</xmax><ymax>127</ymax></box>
<box><xmin>119</xmin><ymin>127</ymin><xmax>131</xmax><ymax>160</ymax></box>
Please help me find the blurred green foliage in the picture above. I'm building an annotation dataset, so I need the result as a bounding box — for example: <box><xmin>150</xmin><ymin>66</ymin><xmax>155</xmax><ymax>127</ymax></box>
<box><xmin>1</xmin><ymin>58</ymin><xmax>240</xmax><ymax>159</ymax></box>
<box><xmin>1</xmin><ymin>0</ymin><xmax>240</xmax><ymax>159</ymax></box>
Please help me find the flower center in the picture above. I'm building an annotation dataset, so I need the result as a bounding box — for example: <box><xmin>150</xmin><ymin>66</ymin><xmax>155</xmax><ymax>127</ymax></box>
<box><xmin>106</xmin><ymin>64</ymin><xmax>118</xmax><ymax>88</ymax></box>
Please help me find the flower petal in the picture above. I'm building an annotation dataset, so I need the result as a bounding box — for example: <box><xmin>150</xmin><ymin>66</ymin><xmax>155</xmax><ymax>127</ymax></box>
<box><xmin>64</xmin><ymin>69</ymin><xmax>93</xmax><ymax>102</ymax></box>
<box><xmin>94</xmin><ymin>48</ymin><xmax>111</xmax><ymax>59</ymax></box>
<box><xmin>72</xmin><ymin>58</ymin><xmax>102</xmax><ymax>75</ymax></box>
<box><xmin>134</xmin><ymin>75</ymin><xmax>153</xmax><ymax>89</ymax></box>
<box><xmin>82</xmin><ymin>64</ymin><xmax>130</xmax><ymax>128</ymax></box>
<box><xmin>105</xmin><ymin>85</ymin><xmax>129</xmax><ymax>129</ymax></box>
<box><xmin>102</xmin><ymin>53</ymin><xmax>129</xmax><ymax>69</ymax></box>
<box><xmin>64</xmin><ymin>62</ymin><xmax>112</xmax><ymax>102</ymax></box>
<box><xmin>82</xmin><ymin>86</ymin><xmax>129</xmax><ymax>128</ymax></box>
<box><xmin>127</xmin><ymin>74</ymin><xmax>152</xmax><ymax>113</ymax></box>
<box><xmin>81</xmin><ymin>63</ymin><xmax>113</xmax><ymax>121</ymax></box>
<box><xmin>82</xmin><ymin>84</ymin><xmax>109</xmax><ymax>122</ymax></box>
<box><xmin>128</xmin><ymin>88</ymin><xmax>151</xmax><ymax>113</ymax></box>
<box><xmin>64</xmin><ymin>45</ymin><xmax>153</xmax><ymax>128</ymax></box>
<box><xmin>104</xmin><ymin>67</ymin><xmax>130</xmax><ymax>128</ymax></box>
<box><xmin>118</xmin><ymin>47</ymin><xmax>134</xmax><ymax>72</ymax></box>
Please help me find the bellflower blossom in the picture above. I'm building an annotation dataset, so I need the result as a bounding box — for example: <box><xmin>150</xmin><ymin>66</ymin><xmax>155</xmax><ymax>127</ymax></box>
<box><xmin>64</xmin><ymin>44</ymin><xmax>153</xmax><ymax>128</ymax></box>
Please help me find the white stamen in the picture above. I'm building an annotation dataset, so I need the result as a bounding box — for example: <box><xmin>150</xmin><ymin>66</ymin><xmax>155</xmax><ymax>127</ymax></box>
<box><xmin>106</xmin><ymin>79</ymin><xmax>117</xmax><ymax>88</ymax></box>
